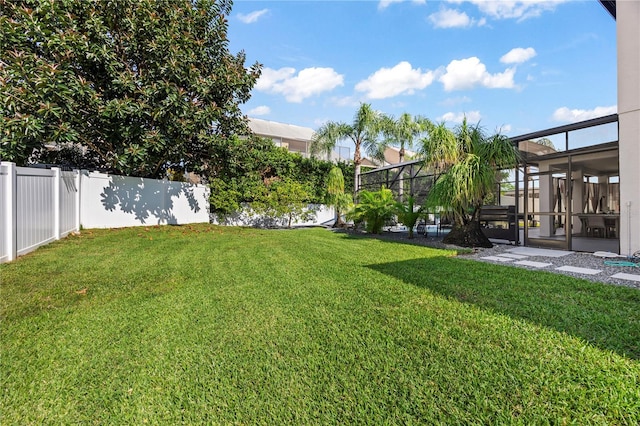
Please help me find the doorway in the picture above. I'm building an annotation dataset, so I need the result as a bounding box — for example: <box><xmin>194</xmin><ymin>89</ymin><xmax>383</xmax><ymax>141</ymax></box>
<box><xmin>524</xmin><ymin>168</ymin><xmax>569</xmax><ymax>250</ymax></box>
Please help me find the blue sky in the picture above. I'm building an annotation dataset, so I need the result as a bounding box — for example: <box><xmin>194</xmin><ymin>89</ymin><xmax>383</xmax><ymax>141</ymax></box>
<box><xmin>228</xmin><ymin>0</ymin><xmax>617</xmax><ymax>139</ymax></box>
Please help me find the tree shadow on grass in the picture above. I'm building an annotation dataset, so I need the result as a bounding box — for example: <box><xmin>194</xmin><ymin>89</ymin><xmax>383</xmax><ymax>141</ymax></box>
<box><xmin>366</xmin><ymin>256</ymin><xmax>640</xmax><ymax>360</ymax></box>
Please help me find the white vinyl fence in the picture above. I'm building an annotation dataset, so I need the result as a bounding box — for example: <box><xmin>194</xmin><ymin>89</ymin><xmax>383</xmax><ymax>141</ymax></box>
<box><xmin>210</xmin><ymin>204</ymin><xmax>336</xmax><ymax>228</ymax></box>
<box><xmin>1</xmin><ymin>162</ymin><xmax>210</xmax><ymax>263</ymax></box>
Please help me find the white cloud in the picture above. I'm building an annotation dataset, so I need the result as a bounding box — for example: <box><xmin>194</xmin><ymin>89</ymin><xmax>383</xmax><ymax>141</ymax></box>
<box><xmin>256</xmin><ymin>67</ymin><xmax>344</xmax><ymax>103</ymax></box>
<box><xmin>439</xmin><ymin>57</ymin><xmax>516</xmax><ymax>91</ymax></box>
<box><xmin>428</xmin><ymin>8</ymin><xmax>485</xmax><ymax>28</ymax></box>
<box><xmin>552</xmin><ymin>105</ymin><xmax>617</xmax><ymax>123</ymax></box>
<box><xmin>440</xmin><ymin>96</ymin><xmax>472</xmax><ymax>107</ymax></box>
<box><xmin>438</xmin><ymin>110</ymin><xmax>482</xmax><ymax>124</ymax></box>
<box><xmin>237</xmin><ymin>9</ymin><xmax>269</xmax><ymax>24</ymax></box>
<box><xmin>429</xmin><ymin>8</ymin><xmax>470</xmax><ymax>28</ymax></box>
<box><xmin>500</xmin><ymin>47</ymin><xmax>537</xmax><ymax>64</ymax></box>
<box><xmin>496</xmin><ymin>124</ymin><xmax>512</xmax><ymax>134</ymax></box>
<box><xmin>248</xmin><ymin>105</ymin><xmax>271</xmax><ymax>116</ymax></box>
<box><xmin>330</xmin><ymin>96</ymin><xmax>359</xmax><ymax>108</ymax></box>
<box><xmin>355</xmin><ymin>61</ymin><xmax>436</xmax><ymax>99</ymax></box>
<box><xmin>378</xmin><ymin>0</ymin><xmax>425</xmax><ymax>10</ymax></box>
<box><xmin>255</xmin><ymin>67</ymin><xmax>295</xmax><ymax>91</ymax></box>
<box><xmin>465</xmin><ymin>0</ymin><xmax>567</xmax><ymax>21</ymax></box>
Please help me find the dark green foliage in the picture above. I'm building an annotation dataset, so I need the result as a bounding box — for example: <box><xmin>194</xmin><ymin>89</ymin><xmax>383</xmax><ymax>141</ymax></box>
<box><xmin>209</xmin><ymin>135</ymin><xmax>354</xmax><ymax>215</ymax></box>
<box><xmin>0</xmin><ymin>0</ymin><xmax>260</xmax><ymax>177</ymax></box>
<box><xmin>251</xmin><ymin>178</ymin><xmax>314</xmax><ymax>228</ymax></box>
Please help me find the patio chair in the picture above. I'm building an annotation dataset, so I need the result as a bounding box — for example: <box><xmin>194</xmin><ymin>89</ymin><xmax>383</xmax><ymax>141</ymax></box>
<box><xmin>586</xmin><ymin>215</ymin><xmax>607</xmax><ymax>238</ymax></box>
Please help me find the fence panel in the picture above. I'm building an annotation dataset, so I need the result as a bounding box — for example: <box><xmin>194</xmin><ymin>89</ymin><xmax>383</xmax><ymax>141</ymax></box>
<box><xmin>59</xmin><ymin>170</ymin><xmax>79</xmax><ymax>237</ymax></box>
<box><xmin>80</xmin><ymin>171</ymin><xmax>210</xmax><ymax>229</ymax></box>
<box><xmin>1</xmin><ymin>163</ymin><xmax>208</xmax><ymax>263</ymax></box>
<box><xmin>16</xmin><ymin>167</ymin><xmax>57</xmax><ymax>256</ymax></box>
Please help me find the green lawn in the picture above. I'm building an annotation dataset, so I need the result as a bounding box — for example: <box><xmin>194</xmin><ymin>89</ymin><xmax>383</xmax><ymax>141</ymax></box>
<box><xmin>1</xmin><ymin>225</ymin><xmax>639</xmax><ymax>424</ymax></box>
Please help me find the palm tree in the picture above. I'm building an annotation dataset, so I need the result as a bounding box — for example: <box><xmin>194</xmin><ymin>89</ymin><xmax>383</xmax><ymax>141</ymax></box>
<box><xmin>380</xmin><ymin>113</ymin><xmax>432</xmax><ymax>199</ymax></box>
<box><xmin>420</xmin><ymin>118</ymin><xmax>520</xmax><ymax>248</ymax></box>
<box><xmin>395</xmin><ymin>196</ymin><xmax>424</xmax><ymax>239</ymax></box>
<box><xmin>311</xmin><ymin>103</ymin><xmax>386</xmax><ymax>198</ymax></box>
<box><xmin>381</xmin><ymin>113</ymin><xmax>432</xmax><ymax>164</ymax></box>
<box><xmin>346</xmin><ymin>188</ymin><xmax>397</xmax><ymax>234</ymax></box>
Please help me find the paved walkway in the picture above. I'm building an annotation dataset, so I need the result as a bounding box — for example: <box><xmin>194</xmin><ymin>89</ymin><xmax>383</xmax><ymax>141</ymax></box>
<box><xmin>473</xmin><ymin>246</ymin><xmax>640</xmax><ymax>288</ymax></box>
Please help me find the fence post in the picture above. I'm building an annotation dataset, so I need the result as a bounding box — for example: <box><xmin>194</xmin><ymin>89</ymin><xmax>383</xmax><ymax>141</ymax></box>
<box><xmin>2</xmin><ymin>162</ymin><xmax>17</xmax><ymax>262</ymax></box>
<box><xmin>53</xmin><ymin>167</ymin><xmax>61</xmax><ymax>240</ymax></box>
<box><xmin>75</xmin><ymin>170</ymin><xmax>81</xmax><ymax>232</ymax></box>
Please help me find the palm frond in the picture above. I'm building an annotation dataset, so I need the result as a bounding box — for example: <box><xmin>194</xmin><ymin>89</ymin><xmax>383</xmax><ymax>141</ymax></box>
<box><xmin>420</xmin><ymin>121</ymin><xmax>458</xmax><ymax>167</ymax></box>
<box><xmin>310</xmin><ymin>121</ymin><xmax>350</xmax><ymax>158</ymax></box>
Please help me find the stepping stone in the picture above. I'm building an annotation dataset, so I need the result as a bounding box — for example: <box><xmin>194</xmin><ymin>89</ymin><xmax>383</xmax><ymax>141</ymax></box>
<box><xmin>611</xmin><ymin>273</ymin><xmax>640</xmax><ymax>282</ymax></box>
<box><xmin>514</xmin><ymin>260</ymin><xmax>552</xmax><ymax>268</ymax></box>
<box><xmin>498</xmin><ymin>253</ymin><xmax>529</xmax><ymax>259</ymax></box>
<box><xmin>507</xmin><ymin>247</ymin><xmax>573</xmax><ymax>258</ymax></box>
<box><xmin>481</xmin><ymin>256</ymin><xmax>515</xmax><ymax>262</ymax></box>
<box><xmin>555</xmin><ymin>266</ymin><xmax>602</xmax><ymax>275</ymax></box>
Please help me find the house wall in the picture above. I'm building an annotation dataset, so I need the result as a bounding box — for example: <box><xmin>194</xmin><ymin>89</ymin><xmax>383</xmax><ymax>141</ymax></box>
<box><xmin>617</xmin><ymin>0</ymin><xmax>640</xmax><ymax>256</ymax></box>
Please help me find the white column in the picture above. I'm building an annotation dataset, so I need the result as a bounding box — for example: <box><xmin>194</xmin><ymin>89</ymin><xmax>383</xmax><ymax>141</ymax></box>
<box><xmin>617</xmin><ymin>0</ymin><xmax>640</xmax><ymax>256</ymax></box>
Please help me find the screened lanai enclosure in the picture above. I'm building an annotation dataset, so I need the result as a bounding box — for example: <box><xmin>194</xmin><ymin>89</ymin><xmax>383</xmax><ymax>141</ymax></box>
<box><xmin>358</xmin><ymin>114</ymin><xmax>621</xmax><ymax>253</ymax></box>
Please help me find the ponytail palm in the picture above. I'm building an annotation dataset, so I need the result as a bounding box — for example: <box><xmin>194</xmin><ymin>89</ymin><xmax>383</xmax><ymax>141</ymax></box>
<box><xmin>421</xmin><ymin>119</ymin><xmax>520</xmax><ymax>247</ymax></box>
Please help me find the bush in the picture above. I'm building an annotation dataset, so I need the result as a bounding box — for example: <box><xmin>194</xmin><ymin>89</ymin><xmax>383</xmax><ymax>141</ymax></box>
<box><xmin>209</xmin><ymin>135</ymin><xmax>355</xmax><ymax>216</ymax></box>
<box><xmin>347</xmin><ymin>188</ymin><xmax>397</xmax><ymax>234</ymax></box>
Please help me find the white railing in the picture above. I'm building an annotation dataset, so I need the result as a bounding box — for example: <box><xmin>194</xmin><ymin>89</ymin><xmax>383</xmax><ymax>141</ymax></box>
<box><xmin>0</xmin><ymin>162</ymin><xmax>210</xmax><ymax>263</ymax></box>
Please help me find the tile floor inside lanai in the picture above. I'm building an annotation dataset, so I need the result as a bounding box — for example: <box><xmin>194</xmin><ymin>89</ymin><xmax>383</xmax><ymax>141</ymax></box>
<box><xmin>473</xmin><ymin>246</ymin><xmax>640</xmax><ymax>288</ymax></box>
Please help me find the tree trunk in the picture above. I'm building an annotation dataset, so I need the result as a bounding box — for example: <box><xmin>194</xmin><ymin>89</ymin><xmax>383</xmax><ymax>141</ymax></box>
<box><xmin>443</xmin><ymin>219</ymin><xmax>493</xmax><ymax>248</ymax></box>
<box><xmin>398</xmin><ymin>147</ymin><xmax>404</xmax><ymax>201</ymax></box>
<box><xmin>354</xmin><ymin>163</ymin><xmax>361</xmax><ymax>199</ymax></box>
<box><xmin>332</xmin><ymin>208</ymin><xmax>346</xmax><ymax>227</ymax></box>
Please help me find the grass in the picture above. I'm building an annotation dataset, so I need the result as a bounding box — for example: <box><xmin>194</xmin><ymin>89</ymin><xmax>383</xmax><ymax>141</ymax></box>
<box><xmin>1</xmin><ymin>224</ymin><xmax>639</xmax><ymax>424</ymax></box>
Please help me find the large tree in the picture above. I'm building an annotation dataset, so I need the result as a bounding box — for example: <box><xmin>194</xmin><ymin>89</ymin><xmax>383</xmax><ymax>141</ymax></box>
<box><xmin>420</xmin><ymin>119</ymin><xmax>520</xmax><ymax>248</ymax></box>
<box><xmin>310</xmin><ymin>103</ymin><xmax>385</xmax><ymax>197</ymax></box>
<box><xmin>0</xmin><ymin>0</ymin><xmax>260</xmax><ymax>178</ymax></box>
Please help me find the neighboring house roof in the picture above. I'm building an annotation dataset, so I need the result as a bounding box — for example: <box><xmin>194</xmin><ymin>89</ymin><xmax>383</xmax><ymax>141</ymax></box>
<box><xmin>248</xmin><ymin>117</ymin><xmax>351</xmax><ymax>162</ymax></box>
<box><xmin>383</xmin><ymin>146</ymin><xmax>418</xmax><ymax>164</ymax></box>
<box><xmin>363</xmin><ymin>146</ymin><xmax>420</xmax><ymax>168</ymax></box>
<box><xmin>248</xmin><ymin>118</ymin><xmax>315</xmax><ymax>142</ymax></box>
